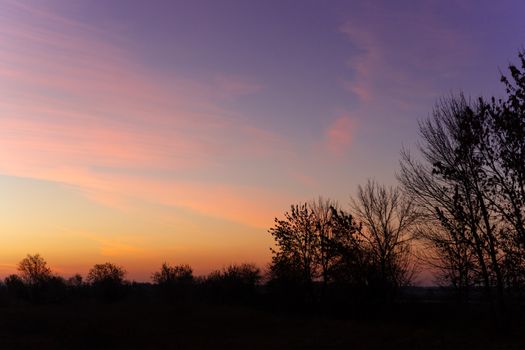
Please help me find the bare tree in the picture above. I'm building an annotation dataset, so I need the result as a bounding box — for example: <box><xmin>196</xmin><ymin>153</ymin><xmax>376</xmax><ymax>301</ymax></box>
<box><xmin>17</xmin><ymin>254</ymin><xmax>52</xmax><ymax>285</ymax></box>
<box><xmin>477</xmin><ymin>52</ymin><xmax>525</xmax><ymax>293</ymax></box>
<box><xmin>351</xmin><ymin>180</ymin><xmax>418</xmax><ymax>295</ymax></box>
<box><xmin>152</xmin><ymin>263</ymin><xmax>194</xmax><ymax>285</ymax></box>
<box><xmin>399</xmin><ymin>149</ymin><xmax>480</xmax><ymax>302</ymax></box>
<box><xmin>270</xmin><ymin>195</ymin><xmax>415</xmax><ymax>302</ymax></box>
<box><xmin>399</xmin><ymin>95</ymin><xmax>506</xmax><ymax>313</ymax></box>
<box><xmin>414</xmin><ymin>222</ymin><xmax>477</xmax><ymax>302</ymax></box>
<box><xmin>309</xmin><ymin>197</ymin><xmax>339</xmax><ymax>287</ymax></box>
<box><xmin>269</xmin><ymin>199</ymin><xmax>342</xmax><ymax>286</ymax></box>
<box><xmin>328</xmin><ymin>207</ymin><xmax>370</xmax><ymax>288</ymax></box>
<box><xmin>87</xmin><ymin>262</ymin><xmax>127</xmax><ymax>301</ymax></box>
<box><xmin>87</xmin><ymin>263</ymin><xmax>126</xmax><ymax>285</ymax></box>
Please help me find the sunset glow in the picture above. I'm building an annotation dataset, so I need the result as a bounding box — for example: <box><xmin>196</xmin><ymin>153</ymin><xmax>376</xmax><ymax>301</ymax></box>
<box><xmin>1</xmin><ymin>0</ymin><xmax>524</xmax><ymax>281</ymax></box>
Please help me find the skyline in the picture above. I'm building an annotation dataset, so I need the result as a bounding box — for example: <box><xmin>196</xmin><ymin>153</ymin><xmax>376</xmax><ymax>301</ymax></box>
<box><xmin>1</xmin><ymin>0</ymin><xmax>525</xmax><ymax>282</ymax></box>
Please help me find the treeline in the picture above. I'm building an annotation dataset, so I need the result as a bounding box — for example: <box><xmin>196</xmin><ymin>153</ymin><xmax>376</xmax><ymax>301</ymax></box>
<box><xmin>0</xmin><ymin>254</ymin><xmax>264</xmax><ymax>305</ymax></box>
<box><xmin>267</xmin><ymin>186</ymin><xmax>417</xmax><ymax>308</ymax></box>
<box><xmin>2</xmin><ymin>52</ymin><xmax>525</xmax><ymax>323</ymax></box>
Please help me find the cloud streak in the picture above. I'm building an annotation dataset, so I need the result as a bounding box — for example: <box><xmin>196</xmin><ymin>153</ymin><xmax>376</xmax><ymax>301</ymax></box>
<box><xmin>0</xmin><ymin>1</ymin><xmax>291</xmax><ymax>228</ymax></box>
<box><xmin>340</xmin><ymin>3</ymin><xmax>475</xmax><ymax>109</ymax></box>
<box><xmin>324</xmin><ymin>114</ymin><xmax>356</xmax><ymax>156</ymax></box>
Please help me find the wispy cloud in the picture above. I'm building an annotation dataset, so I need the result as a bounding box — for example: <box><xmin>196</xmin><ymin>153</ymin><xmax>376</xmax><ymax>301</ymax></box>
<box><xmin>0</xmin><ymin>1</ymin><xmax>291</xmax><ymax>228</ymax></box>
<box><xmin>339</xmin><ymin>21</ymin><xmax>381</xmax><ymax>104</ymax></box>
<box><xmin>81</xmin><ymin>232</ymin><xmax>146</xmax><ymax>258</ymax></box>
<box><xmin>323</xmin><ymin>114</ymin><xmax>356</xmax><ymax>155</ymax></box>
<box><xmin>213</xmin><ymin>73</ymin><xmax>264</xmax><ymax>99</ymax></box>
<box><xmin>339</xmin><ymin>3</ymin><xmax>474</xmax><ymax>108</ymax></box>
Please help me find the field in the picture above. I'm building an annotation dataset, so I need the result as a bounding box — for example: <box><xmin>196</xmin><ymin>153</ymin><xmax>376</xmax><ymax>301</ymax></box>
<box><xmin>1</xmin><ymin>300</ymin><xmax>524</xmax><ymax>349</ymax></box>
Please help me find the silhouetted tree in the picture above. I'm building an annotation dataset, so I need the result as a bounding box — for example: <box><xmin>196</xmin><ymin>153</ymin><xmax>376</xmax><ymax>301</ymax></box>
<box><xmin>87</xmin><ymin>263</ymin><xmax>127</xmax><ymax>301</ymax></box>
<box><xmin>87</xmin><ymin>263</ymin><xmax>126</xmax><ymax>284</ymax></box>
<box><xmin>269</xmin><ymin>203</ymin><xmax>320</xmax><ymax>298</ymax></box>
<box><xmin>309</xmin><ymin>197</ymin><xmax>339</xmax><ymax>289</ymax></box>
<box><xmin>269</xmin><ymin>200</ymin><xmax>372</xmax><ymax>303</ymax></box>
<box><xmin>267</xmin><ymin>254</ymin><xmax>304</xmax><ymax>299</ymax></box>
<box><xmin>65</xmin><ymin>274</ymin><xmax>85</xmax><ymax>299</ymax></box>
<box><xmin>67</xmin><ymin>274</ymin><xmax>83</xmax><ymax>288</ymax></box>
<box><xmin>479</xmin><ymin>51</ymin><xmax>525</xmax><ymax>296</ymax></box>
<box><xmin>328</xmin><ymin>207</ymin><xmax>370</xmax><ymax>288</ymax></box>
<box><xmin>17</xmin><ymin>254</ymin><xmax>52</xmax><ymax>286</ymax></box>
<box><xmin>415</xmin><ymin>220</ymin><xmax>477</xmax><ymax>303</ymax></box>
<box><xmin>222</xmin><ymin>263</ymin><xmax>261</xmax><ymax>287</ymax></box>
<box><xmin>399</xmin><ymin>52</ymin><xmax>525</xmax><ymax>310</ymax></box>
<box><xmin>152</xmin><ymin>263</ymin><xmax>194</xmax><ymax>301</ymax></box>
<box><xmin>152</xmin><ymin>263</ymin><xmax>193</xmax><ymax>285</ymax></box>
<box><xmin>351</xmin><ymin>180</ymin><xmax>418</xmax><ymax>300</ymax></box>
<box><xmin>13</xmin><ymin>254</ymin><xmax>68</xmax><ymax>303</ymax></box>
<box><xmin>399</xmin><ymin>95</ymin><xmax>506</xmax><ymax>313</ymax></box>
<box><xmin>205</xmin><ymin>263</ymin><xmax>261</xmax><ymax>302</ymax></box>
<box><xmin>4</xmin><ymin>274</ymin><xmax>27</xmax><ymax>300</ymax></box>
<box><xmin>399</xmin><ymin>145</ymin><xmax>479</xmax><ymax>303</ymax></box>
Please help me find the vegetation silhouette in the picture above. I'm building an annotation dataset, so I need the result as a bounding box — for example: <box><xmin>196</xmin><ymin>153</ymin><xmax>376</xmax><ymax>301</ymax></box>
<box><xmin>1</xmin><ymin>50</ymin><xmax>525</xmax><ymax>348</ymax></box>
<box><xmin>267</xmin><ymin>188</ymin><xmax>417</xmax><ymax>307</ymax></box>
<box><xmin>151</xmin><ymin>263</ymin><xmax>194</xmax><ymax>302</ymax></box>
<box><xmin>399</xmin><ymin>51</ymin><xmax>525</xmax><ymax>322</ymax></box>
<box><xmin>203</xmin><ymin>263</ymin><xmax>262</xmax><ymax>303</ymax></box>
<box><xmin>87</xmin><ymin>262</ymin><xmax>127</xmax><ymax>301</ymax></box>
<box><xmin>17</xmin><ymin>253</ymin><xmax>52</xmax><ymax>285</ymax></box>
<box><xmin>351</xmin><ymin>180</ymin><xmax>419</xmax><ymax>301</ymax></box>
<box><xmin>10</xmin><ymin>254</ymin><xmax>67</xmax><ymax>303</ymax></box>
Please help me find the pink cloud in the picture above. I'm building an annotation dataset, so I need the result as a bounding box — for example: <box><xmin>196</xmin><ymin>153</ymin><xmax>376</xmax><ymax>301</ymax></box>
<box><xmin>0</xmin><ymin>1</ymin><xmax>293</xmax><ymax>228</ymax></box>
<box><xmin>289</xmin><ymin>172</ymin><xmax>317</xmax><ymax>188</ymax></box>
<box><xmin>339</xmin><ymin>21</ymin><xmax>382</xmax><ymax>104</ymax></box>
<box><xmin>324</xmin><ymin>115</ymin><xmax>356</xmax><ymax>155</ymax></box>
<box><xmin>214</xmin><ymin>74</ymin><xmax>263</xmax><ymax>99</ymax></box>
<box><xmin>341</xmin><ymin>79</ymin><xmax>372</xmax><ymax>103</ymax></box>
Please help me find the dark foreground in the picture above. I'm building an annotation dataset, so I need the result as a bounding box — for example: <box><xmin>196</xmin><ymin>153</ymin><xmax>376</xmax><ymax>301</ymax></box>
<box><xmin>1</xmin><ymin>300</ymin><xmax>524</xmax><ymax>350</ymax></box>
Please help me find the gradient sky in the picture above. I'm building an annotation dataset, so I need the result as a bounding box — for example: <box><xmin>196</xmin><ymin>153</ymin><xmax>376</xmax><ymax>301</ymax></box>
<box><xmin>1</xmin><ymin>0</ymin><xmax>524</xmax><ymax>282</ymax></box>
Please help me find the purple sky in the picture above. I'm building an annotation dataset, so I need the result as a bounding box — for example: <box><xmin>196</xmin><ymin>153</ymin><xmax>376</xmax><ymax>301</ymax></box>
<box><xmin>1</xmin><ymin>0</ymin><xmax>524</xmax><ymax>281</ymax></box>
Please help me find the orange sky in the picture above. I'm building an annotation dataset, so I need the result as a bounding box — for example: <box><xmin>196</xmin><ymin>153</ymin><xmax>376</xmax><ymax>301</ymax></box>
<box><xmin>1</xmin><ymin>1</ymin><xmax>523</xmax><ymax>283</ymax></box>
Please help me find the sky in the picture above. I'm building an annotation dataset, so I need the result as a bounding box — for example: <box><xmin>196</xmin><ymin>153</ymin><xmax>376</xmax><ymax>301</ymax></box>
<box><xmin>1</xmin><ymin>0</ymin><xmax>524</xmax><ymax>282</ymax></box>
